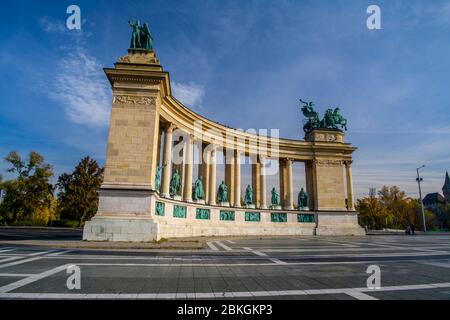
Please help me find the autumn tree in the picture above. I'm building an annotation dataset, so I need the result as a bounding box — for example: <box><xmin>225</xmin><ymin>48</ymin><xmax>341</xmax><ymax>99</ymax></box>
<box><xmin>0</xmin><ymin>151</ymin><xmax>54</xmax><ymax>223</ymax></box>
<box><xmin>56</xmin><ymin>156</ymin><xmax>104</xmax><ymax>226</ymax></box>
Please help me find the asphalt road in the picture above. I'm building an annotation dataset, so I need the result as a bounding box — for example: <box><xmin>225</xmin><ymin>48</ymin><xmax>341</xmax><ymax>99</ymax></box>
<box><xmin>1</xmin><ymin>228</ymin><xmax>450</xmax><ymax>300</ymax></box>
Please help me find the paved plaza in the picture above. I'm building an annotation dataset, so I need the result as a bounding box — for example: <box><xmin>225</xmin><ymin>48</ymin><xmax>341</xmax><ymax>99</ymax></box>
<box><xmin>0</xmin><ymin>229</ymin><xmax>450</xmax><ymax>300</ymax></box>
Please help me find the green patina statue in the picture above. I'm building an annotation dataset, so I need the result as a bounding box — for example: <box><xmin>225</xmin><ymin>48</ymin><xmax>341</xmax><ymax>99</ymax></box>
<box><xmin>300</xmin><ymin>99</ymin><xmax>347</xmax><ymax>133</ymax></box>
<box><xmin>192</xmin><ymin>176</ymin><xmax>205</xmax><ymax>201</ymax></box>
<box><xmin>169</xmin><ymin>169</ymin><xmax>181</xmax><ymax>197</ymax></box>
<box><xmin>217</xmin><ymin>181</ymin><xmax>229</xmax><ymax>203</ymax></box>
<box><xmin>154</xmin><ymin>164</ymin><xmax>166</xmax><ymax>192</ymax></box>
<box><xmin>128</xmin><ymin>20</ymin><xmax>154</xmax><ymax>50</ymax></box>
<box><xmin>244</xmin><ymin>185</ymin><xmax>253</xmax><ymax>205</ymax></box>
<box><xmin>271</xmin><ymin>188</ymin><xmax>280</xmax><ymax>206</ymax></box>
<box><xmin>297</xmin><ymin>188</ymin><xmax>308</xmax><ymax>209</ymax></box>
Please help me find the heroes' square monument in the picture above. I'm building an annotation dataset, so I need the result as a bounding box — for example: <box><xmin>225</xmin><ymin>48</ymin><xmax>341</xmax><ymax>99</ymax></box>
<box><xmin>83</xmin><ymin>22</ymin><xmax>365</xmax><ymax>242</ymax></box>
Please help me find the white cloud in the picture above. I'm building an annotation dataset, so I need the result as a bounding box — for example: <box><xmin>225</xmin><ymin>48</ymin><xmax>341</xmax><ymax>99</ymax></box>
<box><xmin>171</xmin><ymin>82</ymin><xmax>205</xmax><ymax>111</ymax></box>
<box><xmin>39</xmin><ymin>17</ymin><xmax>66</xmax><ymax>34</ymax></box>
<box><xmin>49</xmin><ymin>48</ymin><xmax>111</xmax><ymax>128</ymax></box>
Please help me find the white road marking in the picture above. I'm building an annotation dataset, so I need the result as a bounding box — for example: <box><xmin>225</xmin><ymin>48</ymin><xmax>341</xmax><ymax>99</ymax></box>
<box><xmin>47</xmin><ymin>250</ymin><xmax>75</xmax><ymax>256</ymax></box>
<box><xmin>0</xmin><ymin>264</ymin><xmax>71</xmax><ymax>293</ymax></box>
<box><xmin>344</xmin><ymin>290</ymin><xmax>378</xmax><ymax>300</ymax></box>
<box><xmin>226</xmin><ymin>240</ymin><xmax>236</xmax><ymax>244</ymax></box>
<box><xmin>0</xmin><ymin>273</ymin><xmax>34</xmax><ymax>277</ymax></box>
<box><xmin>0</xmin><ymin>257</ymin><xmax>45</xmax><ymax>269</ymax></box>
<box><xmin>243</xmin><ymin>246</ymin><xmax>287</xmax><ymax>264</ymax></box>
<box><xmin>421</xmin><ymin>262</ymin><xmax>450</xmax><ymax>269</ymax></box>
<box><xmin>215</xmin><ymin>241</ymin><xmax>232</xmax><ymax>251</ymax></box>
<box><xmin>1</xmin><ymin>282</ymin><xmax>449</xmax><ymax>300</ymax></box>
<box><xmin>243</xmin><ymin>247</ymin><xmax>267</xmax><ymax>256</ymax></box>
<box><xmin>0</xmin><ymin>249</ymin><xmax>15</xmax><ymax>254</ymax></box>
<box><xmin>0</xmin><ymin>256</ymin><xmax>26</xmax><ymax>264</ymax></box>
<box><xmin>0</xmin><ymin>250</ymin><xmax>57</xmax><ymax>269</ymax></box>
<box><xmin>206</xmin><ymin>242</ymin><xmax>219</xmax><ymax>251</ymax></box>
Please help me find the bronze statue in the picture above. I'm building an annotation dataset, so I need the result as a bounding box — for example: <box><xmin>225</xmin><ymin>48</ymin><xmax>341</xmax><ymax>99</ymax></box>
<box><xmin>300</xmin><ymin>99</ymin><xmax>348</xmax><ymax>133</ymax></box>
<box><xmin>244</xmin><ymin>185</ymin><xmax>253</xmax><ymax>205</ymax></box>
<box><xmin>192</xmin><ymin>176</ymin><xmax>205</xmax><ymax>201</ymax></box>
<box><xmin>217</xmin><ymin>181</ymin><xmax>229</xmax><ymax>203</ymax></box>
<box><xmin>169</xmin><ymin>169</ymin><xmax>181</xmax><ymax>197</ymax></box>
<box><xmin>298</xmin><ymin>188</ymin><xmax>308</xmax><ymax>209</ymax></box>
<box><xmin>128</xmin><ymin>20</ymin><xmax>154</xmax><ymax>50</ymax></box>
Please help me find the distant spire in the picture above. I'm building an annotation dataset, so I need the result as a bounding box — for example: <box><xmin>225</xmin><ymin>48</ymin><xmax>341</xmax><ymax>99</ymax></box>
<box><xmin>443</xmin><ymin>171</ymin><xmax>450</xmax><ymax>191</ymax></box>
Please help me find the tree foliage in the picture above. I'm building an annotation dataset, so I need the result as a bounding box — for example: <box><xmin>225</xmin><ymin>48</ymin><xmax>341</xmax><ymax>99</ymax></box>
<box><xmin>0</xmin><ymin>151</ymin><xmax>53</xmax><ymax>223</ymax></box>
<box><xmin>56</xmin><ymin>156</ymin><xmax>104</xmax><ymax>226</ymax></box>
<box><xmin>357</xmin><ymin>185</ymin><xmax>425</xmax><ymax>230</ymax></box>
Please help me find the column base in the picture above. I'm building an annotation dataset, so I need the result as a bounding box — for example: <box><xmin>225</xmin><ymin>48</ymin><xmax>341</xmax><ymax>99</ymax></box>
<box><xmin>193</xmin><ymin>199</ymin><xmax>206</xmax><ymax>204</ymax></box>
<box><xmin>171</xmin><ymin>195</ymin><xmax>182</xmax><ymax>201</ymax></box>
<box><xmin>245</xmin><ymin>204</ymin><xmax>256</xmax><ymax>209</ymax></box>
<box><xmin>218</xmin><ymin>202</ymin><xmax>230</xmax><ymax>207</ymax></box>
<box><xmin>270</xmin><ymin>205</ymin><xmax>282</xmax><ymax>210</ymax></box>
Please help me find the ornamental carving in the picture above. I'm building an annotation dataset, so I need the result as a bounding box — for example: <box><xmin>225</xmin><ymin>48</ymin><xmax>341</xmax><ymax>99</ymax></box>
<box><xmin>315</xmin><ymin>159</ymin><xmax>343</xmax><ymax>167</ymax></box>
<box><xmin>113</xmin><ymin>95</ymin><xmax>156</xmax><ymax>106</ymax></box>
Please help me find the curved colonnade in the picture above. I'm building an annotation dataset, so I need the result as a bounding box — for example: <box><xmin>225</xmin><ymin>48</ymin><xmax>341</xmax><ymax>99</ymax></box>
<box><xmin>83</xmin><ymin>49</ymin><xmax>365</xmax><ymax>242</ymax></box>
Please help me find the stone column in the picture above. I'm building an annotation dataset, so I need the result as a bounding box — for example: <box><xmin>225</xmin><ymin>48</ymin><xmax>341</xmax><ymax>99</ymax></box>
<box><xmin>156</xmin><ymin>125</ymin><xmax>163</xmax><ymax>167</ymax></box>
<box><xmin>252</xmin><ymin>158</ymin><xmax>261</xmax><ymax>207</ymax></box>
<box><xmin>304</xmin><ymin>161</ymin><xmax>316</xmax><ymax>210</ymax></box>
<box><xmin>183</xmin><ymin>134</ymin><xmax>194</xmax><ymax>202</ymax></box>
<box><xmin>345</xmin><ymin>160</ymin><xmax>355</xmax><ymax>211</ymax></box>
<box><xmin>198</xmin><ymin>143</ymin><xmax>210</xmax><ymax>203</ymax></box>
<box><xmin>161</xmin><ymin>123</ymin><xmax>174</xmax><ymax>197</ymax></box>
<box><xmin>285</xmin><ymin>159</ymin><xmax>294</xmax><ymax>210</ymax></box>
<box><xmin>279</xmin><ymin>159</ymin><xmax>286</xmax><ymax>206</ymax></box>
<box><xmin>208</xmin><ymin>146</ymin><xmax>217</xmax><ymax>206</ymax></box>
<box><xmin>234</xmin><ymin>150</ymin><xmax>241</xmax><ymax>207</ymax></box>
<box><xmin>259</xmin><ymin>156</ymin><xmax>267</xmax><ymax>209</ymax></box>
<box><xmin>225</xmin><ymin>150</ymin><xmax>235</xmax><ymax>206</ymax></box>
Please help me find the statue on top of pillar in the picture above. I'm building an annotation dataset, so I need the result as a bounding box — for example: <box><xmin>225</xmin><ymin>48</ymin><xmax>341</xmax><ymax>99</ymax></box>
<box><xmin>300</xmin><ymin>99</ymin><xmax>348</xmax><ymax>133</ymax></box>
<box><xmin>128</xmin><ymin>20</ymin><xmax>154</xmax><ymax>50</ymax></box>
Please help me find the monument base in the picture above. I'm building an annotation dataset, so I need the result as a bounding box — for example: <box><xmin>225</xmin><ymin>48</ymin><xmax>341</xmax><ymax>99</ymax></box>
<box><xmin>315</xmin><ymin>212</ymin><xmax>366</xmax><ymax>236</ymax></box>
<box><xmin>82</xmin><ymin>192</ymin><xmax>365</xmax><ymax>242</ymax></box>
<box><xmin>83</xmin><ymin>216</ymin><xmax>158</xmax><ymax>242</ymax></box>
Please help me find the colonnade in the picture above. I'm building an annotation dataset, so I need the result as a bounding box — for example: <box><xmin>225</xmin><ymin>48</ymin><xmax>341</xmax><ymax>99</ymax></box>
<box><xmin>159</xmin><ymin>122</ymin><xmax>355</xmax><ymax>211</ymax></box>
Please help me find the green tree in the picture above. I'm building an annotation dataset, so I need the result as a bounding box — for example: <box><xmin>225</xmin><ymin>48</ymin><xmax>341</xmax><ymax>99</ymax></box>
<box><xmin>357</xmin><ymin>185</ymin><xmax>423</xmax><ymax>230</ymax></box>
<box><xmin>357</xmin><ymin>196</ymin><xmax>388</xmax><ymax>230</ymax></box>
<box><xmin>0</xmin><ymin>151</ymin><xmax>53</xmax><ymax>223</ymax></box>
<box><xmin>56</xmin><ymin>156</ymin><xmax>104</xmax><ymax>226</ymax></box>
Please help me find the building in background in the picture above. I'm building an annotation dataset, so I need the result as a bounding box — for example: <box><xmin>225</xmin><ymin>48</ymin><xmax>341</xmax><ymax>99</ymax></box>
<box><xmin>423</xmin><ymin>171</ymin><xmax>450</xmax><ymax>207</ymax></box>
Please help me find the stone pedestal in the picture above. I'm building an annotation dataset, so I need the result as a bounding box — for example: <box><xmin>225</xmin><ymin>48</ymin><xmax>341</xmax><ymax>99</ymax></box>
<box><xmin>219</xmin><ymin>202</ymin><xmax>230</xmax><ymax>207</ymax></box>
<box><xmin>172</xmin><ymin>195</ymin><xmax>182</xmax><ymax>201</ymax></box>
<box><xmin>270</xmin><ymin>205</ymin><xmax>282</xmax><ymax>210</ymax></box>
<box><xmin>245</xmin><ymin>204</ymin><xmax>256</xmax><ymax>209</ymax></box>
<box><xmin>193</xmin><ymin>199</ymin><xmax>206</xmax><ymax>205</ymax></box>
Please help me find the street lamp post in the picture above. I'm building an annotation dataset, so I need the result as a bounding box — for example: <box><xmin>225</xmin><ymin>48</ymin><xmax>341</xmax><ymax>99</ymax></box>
<box><xmin>416</xmin><ymin>165</ymin><xmax>426</xmax><ymax>232</ymax></box>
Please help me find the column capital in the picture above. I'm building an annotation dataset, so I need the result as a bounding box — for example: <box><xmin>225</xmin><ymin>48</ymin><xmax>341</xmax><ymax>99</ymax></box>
<box><xmin>344</xmin><ymin>160</ymin><xmax>353</xmax><ymax>166</ymax></box>
<box><xmin>163</xmin><ymin>122</ymin><xmax>176</xmax><ymax>133</ymax></box>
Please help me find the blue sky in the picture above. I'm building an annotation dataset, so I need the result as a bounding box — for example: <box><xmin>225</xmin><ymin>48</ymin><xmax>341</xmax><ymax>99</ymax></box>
<box><xmin>0</xmin><ymin>0</ymin><xmax>449</xmax><ymax>199</ymax></box>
